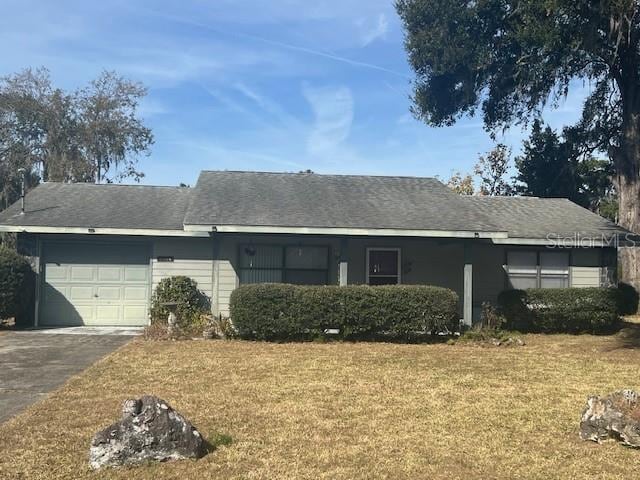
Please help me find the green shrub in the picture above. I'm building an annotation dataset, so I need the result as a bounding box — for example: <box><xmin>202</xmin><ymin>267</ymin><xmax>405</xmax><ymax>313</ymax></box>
<box><xmin>150</xmin><ymin>276</ymin><xmax>210</xmax><ymax>329</ymax></box>
<box><xmin>229</xmin><ymin>284</ymin><xmax>459</xmax><ymax>341</ymax></box>
<box><xmin>498</xmin><ymin>287</ymin><xmax>620</xmax><ymax>334</ymax></box>
<box><xmin>0</xmin><ymin>246</ymin><xmax>34</xmax><ymax>323</ymax></box>
<box><xmin>616</xmin><ymin>282</ymin><xmax>639</xmax><ymax>315</ymax></box>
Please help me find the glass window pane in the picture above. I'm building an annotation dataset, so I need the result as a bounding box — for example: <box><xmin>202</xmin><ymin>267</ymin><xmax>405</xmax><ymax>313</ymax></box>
<box><xmin>509</xmin><ymin>275</ymin><xmax>537</xmax><ymax>290</ymax></box>
<box><xmin>284</xmin><ymin>270</ymin><xmax>327</xmax><ymax>285</ymax></box>
<box><xmin>369</xmin><ymin>250</ymin><xmax>399</xmax><ymax>276</ymax></box>
<box><xmin>285</xmin><ymin>246</ymin><xmax>328</xmax><ymax>269</ymax></box>
<box><xmin>540</xmin><ymin>252</ymin><xmax>569</xmax><ymax>274</ymax></box>
<box><xmin>240</xmin><ymin>245</ymin><xmax>283</xmax><ymax>269</ymax></box>
<box><xmin>507</xmin><ymin>251</ymin><xmax>537</xmax><ymax>274</ymax></box>
<box><xmin>239</xmin><ymin>269</ymin><xmax>283</xmax><ymax>284</ymax></box>
<box><xmin>540</xmin><ymin>275</ymin><xmax>569</xmax><ymax>288</ymax></box>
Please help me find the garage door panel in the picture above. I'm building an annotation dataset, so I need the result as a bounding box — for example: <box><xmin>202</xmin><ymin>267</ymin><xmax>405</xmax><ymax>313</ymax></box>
<box><xmin>40</xmin><ymin>242</ymin><xmax>150</xmax><ymax>327</ymax></box>
<box><xmin>69</xmin><ymin>286</ymin><xmax>94</xmax><ymax>301</ymax></box>
<box><xmin>43</xmin><ymin>302</ymin><xmax>91</xmax><ymax>326</ymax></box>
<box><xmin>96</xmin><ymin>286</ymin><xmax>122</xmax><ymax>301</ymax></box>
<box><xmin>124</xmin><ymin>286</ymin><xmax>147</xmax><ymax>301</ymax></box>
<box><xmin>123</xmin><ymin>305</ymin><xmax>147</xmax><ymax>323</ymax></box>
<box><xmin>45</xmin><ymin>265</ymin><xmax>68</xmax><ymax>281</ymax></box>
<box><xmin>44</xmin><ymin>284</ymin><xmax>68</xmax><ymax>302</ymax></box>
<box><xmin>95</xmin><ymin>305</ymin><xmax>121</xmax><ymax>323</ymax></box>
<box><xmin>124</xmin><ymin>267</ymin><xmax>148</xmax><ymax>282</ymax></box>
<box><xmin>97</xmin><ymin>266</ymin><xmax>123</xmax><ymax>282</ymax></box>
<box><xmin>70</xmin><ymin>265</ymin><xmax>95</xmax><ymax>282</ymax></box>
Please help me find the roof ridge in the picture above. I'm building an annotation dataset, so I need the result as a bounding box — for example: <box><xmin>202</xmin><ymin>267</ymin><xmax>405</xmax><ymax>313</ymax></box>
<box><xmin>462</xmin><ymin>195</ymin><xmax>545</xmax><ymax>200</ymax></box>
<box><xmin>41</xmin><ymin>182</ymin><xmax>191</xmax><ymax>190</ymax></box>
<box><xmin>199</xmin><ymin>170</ymin><xmax>439</xmax><ymax>181</ymax></box>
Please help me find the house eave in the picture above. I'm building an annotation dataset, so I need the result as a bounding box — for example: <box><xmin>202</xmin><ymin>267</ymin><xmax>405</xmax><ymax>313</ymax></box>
<box><xmin>0</xmin><ymin>225</ymin><xmax>210</xmax><ymax>237</ymax></box>
<box><xmin>491</xmin><ymin>237</ymin><xmax>619</xmax><ymax>247</ymax></box>
<box><xmin>184</xmin><ymin>223</ymin><xmax>509</xmax><ymax>239</ymax></box>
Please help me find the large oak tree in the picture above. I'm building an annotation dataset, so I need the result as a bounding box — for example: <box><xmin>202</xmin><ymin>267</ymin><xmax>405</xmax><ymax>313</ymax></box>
<box><xmin>397</xmin><ymin>0</ymin><xmax>640</xmax><ymax>289</ymax></box>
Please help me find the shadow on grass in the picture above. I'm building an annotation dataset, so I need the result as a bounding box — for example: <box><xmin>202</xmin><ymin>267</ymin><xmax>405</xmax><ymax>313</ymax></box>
<box><xmin>302</xmin><ymin>332</ymin><xmax>456</xmax><ymax>345</ymax></box>
<box><xmin>613</xmin><ymin>321</ymin><xmax>640</xmax><ymax>349</ymax></box>
<box><xmin>203</xmin><ymin>433</ymin><xmax>233</xmax><ymax>455</ymax></box>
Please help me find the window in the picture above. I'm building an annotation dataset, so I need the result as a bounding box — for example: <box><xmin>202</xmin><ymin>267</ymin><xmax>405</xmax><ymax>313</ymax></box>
<box><xmin>539</xmin><ymin>252</ymin><xmax>569</xmax><ymax>288</ymax></box>
<box><xmin>506</xmin><ymin>251</ymin><xmax>569</xmax><ymax>289</ymax></box>
<box><xmin>367</xmin><ymin>248</ymin><xmax>400</xmax><ymax>285</ymax></box>
<box><xmin>506</xmin><ymin>251</ymin><xmax>538</xmax><ymax>289</ymax></box>
<box><xmin>239</xmin><ymin>245</ymin><xmax>329</xmax><ymax>285</ymax></box>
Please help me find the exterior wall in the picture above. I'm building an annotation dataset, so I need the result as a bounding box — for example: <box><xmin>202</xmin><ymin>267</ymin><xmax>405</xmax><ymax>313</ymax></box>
<box><xmin>25</xmin><ymin>233</ymin><xmax>614</xmax><ymax>325</ymax></box>
<box><xmin>471</xmin><ymin>242</ymin><xmax>507</xmax><ymax>317</ymax></box>
<box><xmin>214</xmin><ymin>236</ymin><xmax>238</xmax><ymax>316</ymax></box>
<box><xmin>152</xmin><ymin>237</ymin><xmax>214</xmax><ymax>302</ymax></box>
<box><xmin>345</xmin><ymin>236</ymin><xmax>464</xmax><ymax>297</ymax></box>
<box><xmin>210</xmin><ymin>234</ymin><xmax>613</xmax><ymax>319</ymax></box>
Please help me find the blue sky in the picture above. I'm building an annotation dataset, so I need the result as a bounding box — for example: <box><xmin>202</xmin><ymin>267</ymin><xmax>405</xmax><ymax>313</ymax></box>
<box><xmin>2</xmin><ymin>0</ymin><xmax>591</xmax><ymax>186</ymax></box>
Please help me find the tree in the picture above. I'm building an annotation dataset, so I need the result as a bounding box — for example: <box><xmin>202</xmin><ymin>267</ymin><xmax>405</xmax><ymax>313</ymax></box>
<box><xmin>397</xmin><ymin>0</ymin><xmax>640</xmax><ymax>291</ymax></box>
<box><xmin>78</xmin><ymin>71</ymin><xmax>153</xmax><ymax>183</ymax></box>
<box><xmin>514</xmin><ymin>119</ymin><xmax>616</xmax><ymax>216</ymax></box>
<box><xmin>514</xmin><ymin>120</ymin><xmax>580</xmax><ymax>201</ymax></box>
<box><xmin>0</xmin><ymin>67</ymin><xmax>153</xmax><ymax>206</ymax></box>
<box><xmin>446</xmin><ymin>171</ymin><xmax>475</xmax><ymax>195</ymax></box>
<box><xmin>474</xmin><ymin>143</ymin><xmax>513</xmax><ymax>196</ymax></box>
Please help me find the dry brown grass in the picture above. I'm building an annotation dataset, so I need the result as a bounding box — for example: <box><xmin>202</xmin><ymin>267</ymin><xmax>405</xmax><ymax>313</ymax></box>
<box><xmin>1</xmin><ymin>330</ymin><xmax>639</xmax><ymax>480</ymax></box>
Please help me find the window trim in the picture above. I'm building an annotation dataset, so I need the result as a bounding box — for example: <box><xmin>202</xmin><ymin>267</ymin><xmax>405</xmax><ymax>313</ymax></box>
<box><xmin>505</xmin><ymin>249</ymin><xmax>571</xmax><ymax>289</ymax></box>
<box><xmin>366</xmin><ymin>247</ymin><xmax>402</xmax><ymax>285</ymax></box>
<box><xmin>238</xmin><ymin>244</ymin><xmax>331</xmax><ymax>285</ymax></box>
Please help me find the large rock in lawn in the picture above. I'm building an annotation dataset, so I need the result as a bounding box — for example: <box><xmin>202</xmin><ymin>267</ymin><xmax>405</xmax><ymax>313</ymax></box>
<box><xmin>89</xmin><ymin>395</ymin><xmax>205</xmax><ymax>469</ymax></box>
<box><xmin>580</xmin><ymin>389</ymin><xmax>640</xmax><ymax>448</ymax></box>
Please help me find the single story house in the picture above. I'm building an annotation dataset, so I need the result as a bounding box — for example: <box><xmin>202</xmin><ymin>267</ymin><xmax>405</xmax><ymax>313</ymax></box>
<box><xmin>0</xmin><ymin>170</ymin><xmax>627</xmax><ymax>328</ymax></box>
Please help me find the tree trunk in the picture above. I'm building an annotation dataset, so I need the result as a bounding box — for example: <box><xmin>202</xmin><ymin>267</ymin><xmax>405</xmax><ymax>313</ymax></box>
<box><xmin>616</xmin><ymin>86</ymin><xmax>640</xmax><ymax>304</ymax></box>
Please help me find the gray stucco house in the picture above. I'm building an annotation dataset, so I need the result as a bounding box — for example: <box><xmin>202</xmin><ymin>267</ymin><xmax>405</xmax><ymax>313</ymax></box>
<box><xmin>0</xmin><ymin>170</ymin><xmax>627</xmax><ymax>328</ymax></box>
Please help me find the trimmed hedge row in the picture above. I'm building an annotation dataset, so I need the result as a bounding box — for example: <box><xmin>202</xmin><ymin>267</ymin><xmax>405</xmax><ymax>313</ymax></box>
<box><xmin>497</xmin><ymin>287</ymin><xmax>620</xmax><ymax>334</ymax></box>
<box><xmin>229</xmin><ymin>284</ymin><xmax>459</xmax><ymax>341</ymax></box>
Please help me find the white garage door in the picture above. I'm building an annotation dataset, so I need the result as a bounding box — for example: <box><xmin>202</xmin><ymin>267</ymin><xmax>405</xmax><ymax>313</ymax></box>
<box><xmin>40</xmin><ymin>242</ymin><xmax>150</xmax><ymax>326</ymax></box>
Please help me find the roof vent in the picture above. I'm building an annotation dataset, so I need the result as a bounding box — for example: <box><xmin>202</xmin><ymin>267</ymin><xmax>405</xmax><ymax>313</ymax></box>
<box><xmin>17</xmin><ymin>168</ymin><xmax>26</xmax><ymax>215</ymax></box>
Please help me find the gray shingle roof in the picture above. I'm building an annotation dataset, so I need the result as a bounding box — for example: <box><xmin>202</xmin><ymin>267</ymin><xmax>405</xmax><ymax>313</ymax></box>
<box><xmin>460</xmin><ymin>196</ymin><xmax>625</xmax><ymax>239</ymax></box>
<box><xmin>0</xmin><ymin>183</ymin><xmax>192</xmax><ymax>231</ymax></box>
<box><xmin>184</xmin><ymin>171</ymin><xmax>503</xmax><ymax>233</ymax></box>
<box><xmin>0</xmin><ymin>171</ymin><xmax>627</xmax><ymax>240</ymax></box>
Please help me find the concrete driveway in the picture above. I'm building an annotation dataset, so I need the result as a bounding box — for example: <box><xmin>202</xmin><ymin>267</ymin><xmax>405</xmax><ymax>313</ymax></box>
<box><xmin>0</xmin><ymin>330</ymin><xmax>134</xmax><ymax>424</ymax></box>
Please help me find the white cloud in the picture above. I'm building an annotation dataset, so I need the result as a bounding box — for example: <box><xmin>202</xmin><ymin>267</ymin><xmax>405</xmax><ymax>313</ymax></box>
<box><xmin>357</xmin><ymin>13</ymin><xmax>389</xmax><ymax>46</ymax></box>
<box><xmin>233</xmin><ymin>82</ymin><xmax>302</xmax><ymax>130</ymax></box>
<box><xmin>137</xmin><ymin>97</ymin><xmax>169</xmax><ymax>118</ymax></box>
<box><xmin>303</xmin><ymin>84</ymin><xmax>354</xmax><ymax>155</ymax></box>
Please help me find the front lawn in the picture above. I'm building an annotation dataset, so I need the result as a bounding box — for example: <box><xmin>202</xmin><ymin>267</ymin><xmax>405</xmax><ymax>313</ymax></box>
<box><xmin>0</xmin><ymin>328</ymin><xmax>639</xmax><ymax>479</ymax></box>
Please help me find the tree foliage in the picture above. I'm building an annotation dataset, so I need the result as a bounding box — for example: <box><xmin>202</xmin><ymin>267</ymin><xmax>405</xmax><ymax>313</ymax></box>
<box><xmin>474</xmin><ymin>143</ymin><xmax>513</xmax><ymax>195</ymax></box>
<box><xmin>397</xmin><ymin>0</ymin><xmax>640</xmax><ymax>286</ymax></box>
<box><xmin>514</xmin><ymin>119</ymin><xmax>616</xmax><ymax>217</ymax></box>
<box><xmin>445</xmin><ymin>171</ymin><xmax>475</xmax><ymax>195</ymax></box>
<box><xmin>0</xmin><ymin>67</ymin><xmax>153</xmax><ymax>207</ymax></box>
<box><xmin>397</xmin><ymin>0</ymin><xmax>635</xmax><ymax>131</ymax></box>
